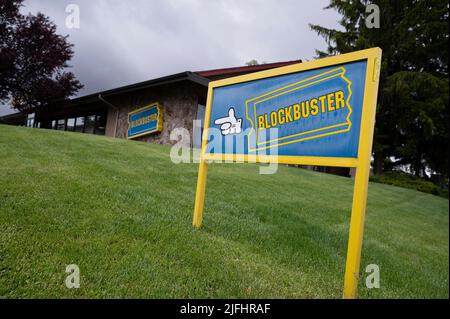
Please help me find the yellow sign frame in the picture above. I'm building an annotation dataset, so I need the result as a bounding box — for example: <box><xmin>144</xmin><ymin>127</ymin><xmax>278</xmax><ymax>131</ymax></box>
<box><xmin>193</xmin><ymin>47</ymin><xmax>382</xmax><ymax>299</ymax></box>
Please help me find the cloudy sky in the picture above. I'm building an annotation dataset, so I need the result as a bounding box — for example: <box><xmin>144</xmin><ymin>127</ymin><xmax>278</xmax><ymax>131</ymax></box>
<box><xmin>1</xmin><ymin>0</ymin><xmax>341</xmax><ymax>116</ymax></box>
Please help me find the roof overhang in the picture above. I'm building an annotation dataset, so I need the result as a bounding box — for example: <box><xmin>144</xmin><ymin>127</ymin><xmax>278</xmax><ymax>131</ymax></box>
<box><xmin>67</xmin><ymin>71</ymin><xmax>209</xmax><ymax>106</ymax></box>
<box><xmin>196</xmin><ymin>60</ymin><xmax>303</xmax><ymax>78</ymax></box>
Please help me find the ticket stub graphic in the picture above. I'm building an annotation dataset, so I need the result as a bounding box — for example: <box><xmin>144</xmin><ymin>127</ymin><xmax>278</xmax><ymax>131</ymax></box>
<box><xmin>246</xmin><ymin>67</ymin><xmax>352</xmax><ymax>152</ymax></box>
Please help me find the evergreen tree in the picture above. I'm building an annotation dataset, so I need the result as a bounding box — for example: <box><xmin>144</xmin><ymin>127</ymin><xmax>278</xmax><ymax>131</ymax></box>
<box><xmin>310</xmin><ymin>0</ymin><xmax>448</xmax><ymax>180</ymax></box>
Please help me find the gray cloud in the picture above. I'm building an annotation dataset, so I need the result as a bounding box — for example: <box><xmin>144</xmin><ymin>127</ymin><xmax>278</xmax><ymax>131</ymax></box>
<box><xmin>0</xmin><ymin>0</ymin><xmax>340</xmax><ymax>116</ymax></box>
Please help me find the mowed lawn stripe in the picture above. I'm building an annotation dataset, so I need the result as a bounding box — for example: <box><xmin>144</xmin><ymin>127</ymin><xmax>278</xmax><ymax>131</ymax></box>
<box><xmin>0</xmin><ymin>124</ymin><xmax>448</xmax><ymax>298</ymax></box>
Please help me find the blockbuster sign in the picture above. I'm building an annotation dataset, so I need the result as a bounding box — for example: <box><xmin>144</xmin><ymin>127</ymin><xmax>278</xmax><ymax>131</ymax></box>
<box><xmin>207</xmin><ymin>63</ymin><xmax>365</xmax><ymax>158</ymax></box>
<box><xmin>127</xmin><ymin>102</ymin><xmax>163</xmax><ymax>139</ymax></box>
<box><xmin>193</xmin><ymin>48</ymin><xmax>382</xmax><ymax>299</ymax></box>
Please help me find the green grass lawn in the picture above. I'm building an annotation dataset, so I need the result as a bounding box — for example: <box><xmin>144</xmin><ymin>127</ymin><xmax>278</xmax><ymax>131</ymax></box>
<box><xmin>0</xmin><ymin>124</ymin><xmax>448</xmax><ymax>298</ymax></box>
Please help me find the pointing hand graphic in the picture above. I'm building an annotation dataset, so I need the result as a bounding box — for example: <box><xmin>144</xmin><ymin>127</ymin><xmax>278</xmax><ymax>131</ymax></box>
<box><xmin>214</xmin><ymin>107</ymin><xmax>242</xmax><ymax>135</ymax></box>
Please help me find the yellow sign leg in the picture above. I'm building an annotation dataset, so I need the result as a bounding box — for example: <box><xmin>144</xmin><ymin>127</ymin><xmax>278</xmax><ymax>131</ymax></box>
<box><xmin>343</xmin><ymin>163</ymin><xmax>371</xmax><ymax>298</ymax></box>
<box><xmin>343</xmin><ymin>51</ymin><xmax>381</xmax><ymax>299</ymax></box>
<box><xmin>192</xmin><ymin>85</ymin><xmax>214</xmax><ymax>228</ymax></box>
<box><xmin>193</xmin><ymin>158</ymin><xmax>208</xmax><ymax>228</ymax></box>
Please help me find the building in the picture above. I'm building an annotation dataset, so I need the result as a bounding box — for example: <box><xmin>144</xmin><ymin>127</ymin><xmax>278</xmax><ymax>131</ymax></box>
<box><xmin>0</xmin><ymin>60</ymin><xmax>301</xmax><ymax>147</ymax></box>
<box><xmin>0</xmin><ymin>112</ymin><xmax>27</xmax><ymax>126</ymax></box>
<box><xmin>0</xmin><ymin>59</ymin><xmax>352</xmax><ymax>177</ymax></box>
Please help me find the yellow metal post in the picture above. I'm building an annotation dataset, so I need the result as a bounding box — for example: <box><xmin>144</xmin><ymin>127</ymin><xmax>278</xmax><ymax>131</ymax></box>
<box><xmin>343</xmin><ymin>49</ymin><xmax>381</xmax><ymax>298</ymax></box>
<box><xmin>192</xmin><ymin>85</ymin><xmax>214</xmax><ymax>228</ymax></box>
<box><xmin>343</xmin><ymin>164</ymin><xmax>370</xmax><ymax>298</ymax></box>
<box><xmin>193</xmin><ymin>158</ymin><xmax>208</xmax><ymax>227</ymax></box>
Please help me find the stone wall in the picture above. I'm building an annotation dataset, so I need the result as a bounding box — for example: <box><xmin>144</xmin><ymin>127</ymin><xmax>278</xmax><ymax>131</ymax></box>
<box><xmin>105</xmin><ymin>81</ymin><xmax>207</xmax><ymax>146</ymax></box>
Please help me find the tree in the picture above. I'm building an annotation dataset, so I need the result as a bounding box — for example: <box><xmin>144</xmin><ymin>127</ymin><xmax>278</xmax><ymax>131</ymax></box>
<box><xmin>382</xmin><ymin>72</ymin><xmax>449</xmax><ymax>178</ymax></box>
<box><xmin>0</xmin><ymin>0</ymin><xmax>82</xmax><ymax>113</ymax></box>
<box><xmin>310</xmin><ymin>0</ymin><xmax>449</xmax><ymax>179</ymax></box>
<box><xmin>245</xmin><ymin>59</ymin><xmax>268</xmax><ymax>66</ymax></box>
<box><xmin>246</xmin><ymin>59</ymin><xmax>259</xmax><ymax>66</ymax></box>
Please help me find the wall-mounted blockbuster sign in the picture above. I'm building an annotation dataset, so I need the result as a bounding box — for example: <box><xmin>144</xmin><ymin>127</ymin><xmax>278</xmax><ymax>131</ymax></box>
<box><xmin>193</xmin><ymin>48</ymin><xmax>382</xmax><ymax>299</ymax></box>
<box><xmin>127</xmin><ymin>102</ymin><xmax>163</xmax><ymax>139</ymax></box>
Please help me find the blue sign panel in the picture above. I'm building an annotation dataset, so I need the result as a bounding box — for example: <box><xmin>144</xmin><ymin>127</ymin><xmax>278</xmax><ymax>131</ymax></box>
<box><xmin>206</xmin><ymin>61</ymin><xmax>368</xmax><ymax>158</ymax></box>
<box><xmin>127</xmin><ymin>103</ymin><xmax>163</xmax><ymax>139</ymax></box>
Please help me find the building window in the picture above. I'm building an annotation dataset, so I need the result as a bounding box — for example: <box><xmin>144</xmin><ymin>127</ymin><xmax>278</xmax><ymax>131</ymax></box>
<box><xmin>94</xmin><ymin>114</ymin><xmax>106</xmax><ymax>135</ymax></box>
<box><xmin>27</xmin><ymin>114</ymin><xmax>35</xmax><ymax>128</ymax></box>
<box><xmin>193</xmin><ymin>100</ymin><xmax>206</xmax><ymax>148</ymax></box>
<box><xmin>49</xmin><ymin>111</ymin><xmax>106</xmax><ymax>136</ymax></box>
<box><xmin>56</xmin><ymin>119</ymin><xmax>65</xmax><ymax>130</ymax></box>
<box><xmin>84</xmin><ymin>115</ymin><xmax>96</xmax><ymax>134</ymax></box>
<box><xmin>75</xmin><ymin>117</ymin><xmax>84</xmax><ymax>132</ymax></box>
<box><xmin>67</xmin><ymin>118</ymin><xmax>76</xmax><ymax>131</ymax></box>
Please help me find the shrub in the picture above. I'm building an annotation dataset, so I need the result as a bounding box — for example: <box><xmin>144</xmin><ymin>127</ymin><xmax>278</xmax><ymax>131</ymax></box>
<box><xmin>370</xmin><ymin>171</ymin><xmax>449</xmax><ymax>198</ymax></box>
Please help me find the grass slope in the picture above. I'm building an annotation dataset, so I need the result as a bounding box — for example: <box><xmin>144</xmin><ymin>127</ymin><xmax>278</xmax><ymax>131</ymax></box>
<box><xmin>0</xmin><ymin>124</ymin><xmax>448</xmax><ymax>298</ymax></box>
